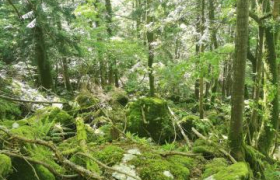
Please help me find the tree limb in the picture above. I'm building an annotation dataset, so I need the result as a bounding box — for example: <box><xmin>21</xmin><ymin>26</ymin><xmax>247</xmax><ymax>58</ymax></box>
<box><xmin>0</xmin><ymin>95</ymin><xmax>65</xmax><ymax>104</ymax></box>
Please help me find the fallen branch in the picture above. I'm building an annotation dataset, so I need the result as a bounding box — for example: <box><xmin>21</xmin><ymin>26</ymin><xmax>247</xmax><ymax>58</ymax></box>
<box><xmin>168</xmin><ymin>106</ymin><xmax>192</xmax><ymax>148</ymax></box>
<box><xmin>191</xmin><ymin>127</ymin><xmax>237</xmax><ymax>164</ymax></box>
<box><xmin>158</xmin><ymin>151</ymin><xmax>198</xmax><ymax>157</ymax></box>
<box><xmin>78</xmin><ymin>153</ymin><xmax>141</xmax><ymax>180</ymax></box>
<box><xmin>0</xmin><ymin>126</ymin><xmax>103</xmax><ymax>180</ymax></box>
<box><xmin>0</xmin><ymin>95</ymin><xmax>65</xmax><ymax>104</ymax></box>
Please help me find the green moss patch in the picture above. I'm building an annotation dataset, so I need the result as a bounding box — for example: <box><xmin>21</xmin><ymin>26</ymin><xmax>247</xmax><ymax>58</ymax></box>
<box><xmin>214</xmin><ymin>162</ymin><xmax>250</xmax><ymax>180</ymax></box>
<box><xmin>0</xmin><ymin>154</ymin><xmax>12</xmax><ymax>177</ymax></box>
<box><xmin>93</xmin><ymin>145</ymin><xmax>125</xmax><ymax>166</ymax></box>
<box><xmin>202</xmin><ymin>158</ymin><xmax>229</xmax><ymax>178</ymax></box>
<box><xmin>130</xmin><ymin>153</ymin><xmax>190</xmax><ymax>180</ymax></box>
<box><xmin>127</xmin><ymin>97</ymin><xmax>174</xmax><ymax>143</ymax></box>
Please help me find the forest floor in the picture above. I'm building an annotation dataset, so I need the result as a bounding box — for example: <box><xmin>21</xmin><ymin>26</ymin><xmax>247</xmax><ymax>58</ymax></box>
<box><xmin>0</xmin><ymin>63</ymin><xmax>280</xmax><ymax>180</ymax></box>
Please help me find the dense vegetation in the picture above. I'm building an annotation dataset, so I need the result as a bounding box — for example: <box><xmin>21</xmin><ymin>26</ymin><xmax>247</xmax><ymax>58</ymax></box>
<box><xmin>0</xmin><ymin>0</ymin><xmax>280</xmax><ymax>179</ymax></box>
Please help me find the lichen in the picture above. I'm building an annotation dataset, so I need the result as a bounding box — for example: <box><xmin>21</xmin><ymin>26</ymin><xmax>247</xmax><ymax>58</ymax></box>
<box><xmin>214</xmin><ymin>162</ymin><xmax>250</xmax><ymax>180</ymax></box>
<box><xmin>126</xmin><ymin>97</ymin><xmax>174</xmax><ymax>143</ymax></box>
<box><xmin>0</xmin><ymin>154</ymin><xmax>12</xmax><ymax>178</ymax></box>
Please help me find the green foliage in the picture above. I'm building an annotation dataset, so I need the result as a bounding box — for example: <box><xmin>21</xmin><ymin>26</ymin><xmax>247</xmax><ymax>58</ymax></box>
<box><xmin>264</xmin><ymin>164</ymin><xmax>280</xmax><ymax>180</ymax></box>
<box><xmin>0</xmin><ymin>99</ymin><xmax>21</xmax><ymax>120</ymax></box>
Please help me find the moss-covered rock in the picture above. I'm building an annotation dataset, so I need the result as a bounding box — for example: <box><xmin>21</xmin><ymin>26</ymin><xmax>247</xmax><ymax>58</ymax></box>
<box><xmin>8</xmin><ymin>158</ymin><xmax>55</xmax><ymax>180</ymax></box>
<box><xmin>93</xmin><ymin>145</ymin><xmax>124</xmax><ymax>166</ymax></box>
<box><xmin>0</xmin><ymin>154</ymin><xmax>12</xmax><ymax>178</ymax></box>
<box><xmin>130</xmin><ymin>153</ymin><xmax>190</xmax><ymax>180</ymax></box>
<box><xmin>213</xmin><ymin>162</ymin><xmax>250</xmax><ymax>180</ymax></box>
<box><xmin>192</xmin><ymin>139</ymin><xmax>220</xmax><ymax>159</ymax></box>
<box><xmin>76</xmin><ymin>94</ymin><xmax>99</xmax><ymax>108</ymax></box>
<box><xmin>109</xmin><ymin>89</ymin><xmax>129</xmax><ymax>106</ymax></box>
<box><xmin>127</xmin><ymin>97</ymin><xmax>174</xmax><ymax>143</ymax></box>
<box><xmin>202</xmin><ymin>158</ymin><xmax>228</xmax><ymax>178</ymax></box>
<box><xmin>0</xmin><ymin>99</ymin><xmax>21</xmax><ymax>120</ymax></box>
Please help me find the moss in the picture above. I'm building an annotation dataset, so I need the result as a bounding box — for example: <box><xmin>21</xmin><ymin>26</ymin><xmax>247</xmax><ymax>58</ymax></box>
<box><xmin>0</xmin><ymin>119</ymin><xmax>28</xmax><ymax>129</ymax></box>
<box><xmin>181</xmin><ymin>115</ymin><xmax>212</xmax><ymax>139</ymax></box>
<box><xmin>202</xmin><ymin>158</ymin><xmax>228</xmax><ymax>178</ymax></box>
<box><xmin>127</xmin><ymin>97</ymin><xmax>174</xmax><ymax>143</ymax></box>
<box><xmin>93</xmin><ymin>145</ymin><xmax>124</xmax><ymax>166</ymax></box>
<box><xmin>8</xmin><ymin>158</ymin><xmax>55</xmax><ymax>180</ymax></box>
<box><xmin>109</xmin><ymin>89</ymin><xmax>129</xmax><ymax>106</ymax></box>
<box><xmin>0</xmin><ymin>99</ymin><xmax>21</xmax><ymax>120</ymax></box>
<box><xmin>207</xmin><ymin>111</ymin><xmax>226</xmax><ymax>125</ymax></box>
<box><xmin>192</xmin><ymin>139</ymin><xmax>219</xmax><ymax>159</ymax></box>
<box><xmin>70</xmin><ymin>154</ymin><xmax>101</xmax><ymax>176</ymax></box>
<box><xmin>167</xmin><ymin>155</ymin><xmax>194</xmax><ymax>169</ymax></box>
<box><xmin>76</xmin><ymin>94</ymin><xmax>99</xmax><ymax>108</ymax></box>
<box><xmin>214</xmin><ymin>162</ymin><xmax>250</xmax><ymax>180</ymax></box>
<box><xmin>130</xmin><ymin>153</ymin><xmax>190</xmax><ymax>180</ymax></box>
<box><xmin>0</xmin><ymin>154</ymin><xmax>12</xmax><ymax>177</ymax></box>
<box><xmin>28</xmin><ymin>107</ymin><xmax>73</xmax><ymax>125</ymax></box>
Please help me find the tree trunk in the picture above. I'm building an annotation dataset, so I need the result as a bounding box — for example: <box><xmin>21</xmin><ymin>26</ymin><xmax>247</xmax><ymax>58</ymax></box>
<box><xmin>147</xmin><ymin>0</ymin><xmax>155</xmax><ymax>97</ymax></box>
<box><xmin>34</xmin><ymin>26</ymin><xmax>53</xmax><ymax>89</ymax></box>
<box><xmin>199</xmin><ymin>0</ymin><xmax>205</xmax><ymax>119</ymax></box>
<box><xmin>105</xmin><ymin>0</ymin><xmax>114</xmax><ymax>86</ymax></box>
<box><xmin>248</xmin><ymin>27</ymin><xmax>264</xmax><ymax>145</ymax></box>
<box><xmin>62</xmin><ymin>58</ymin><xmax>72</xmax><ymax>92</ymax></box>
<box><xmin>94</xmin><ymin>0</ymin><xmax>106</xmax><ymax>88</ymax></box>
<box><xmin>228</xmin><ymin>0</ymin><xmax>249</xmax><ymax>161</ymax></box>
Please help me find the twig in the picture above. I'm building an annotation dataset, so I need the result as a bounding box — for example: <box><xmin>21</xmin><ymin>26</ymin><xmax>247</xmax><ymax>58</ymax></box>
<box><xmin>23</xmin><ymin>156</ymin><xmax>41</xmax><ymax>180</ymax></box>
<box><xmin>77</xmin><ymin>153</ymin><xmax>141</xmax><ymax>180</ymax></box>
<box><xmin>191</xmin><ymin>127</ymin><xmax>237</xmax><ymax>164</ymax></box>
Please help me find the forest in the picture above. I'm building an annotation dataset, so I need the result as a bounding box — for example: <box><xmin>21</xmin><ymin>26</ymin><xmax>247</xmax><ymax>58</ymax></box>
<box><xmin>0</xmin><ymin>0</ymin><xmax>280</xmax><ymax>179</ymax></box>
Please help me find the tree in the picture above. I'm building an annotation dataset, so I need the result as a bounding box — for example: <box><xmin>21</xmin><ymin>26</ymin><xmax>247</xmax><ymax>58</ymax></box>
<box><xmin>146</xmin><ymin>0</ymin><xmax>155</xmax><ymax>97</ymax></box>
<box><xmin>228</xmin><ymin>0</ymin><xmax>249</xmax><ymax>160</ymax></box>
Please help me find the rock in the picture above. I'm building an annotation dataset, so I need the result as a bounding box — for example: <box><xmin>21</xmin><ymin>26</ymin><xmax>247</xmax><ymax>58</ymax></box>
<box><xmin>75</xmin><ymin>94</ymin><xmax>99</xmax><ymax>108</ymax></box>
<box><xmin>202</xmin><ymin>158</ymin><xmax>229</xmax><ymax>179</ymax></box>
<box><xmin>214</xmin><ymin>162</ymin><xmax>250</xmax><ymax>180</ymax></box>
<box><xmin>126</xmin><ymin>97</ymin><xmax>174</xmax><ymax>143</ymax></box>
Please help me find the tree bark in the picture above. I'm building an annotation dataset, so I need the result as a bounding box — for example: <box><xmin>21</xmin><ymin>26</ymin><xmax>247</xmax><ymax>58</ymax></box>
<box><xmin>147</xmin><ymin>0</ymin><xmax>155</xmax><ymax>97</ymax></box>
<box><xmin>228</xmin><ymin>0</ymin><xmax>249</xmax><ymax>161</ymax></box>
<box><xmin>34</xmin><ymin>26</ymin><xmax>53</xmax><ymax>89</ymax></box>
<box><xmin>257</xmin><ymin>0</ymin><xmax>279</xmax><ymax>156</ymax></box>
